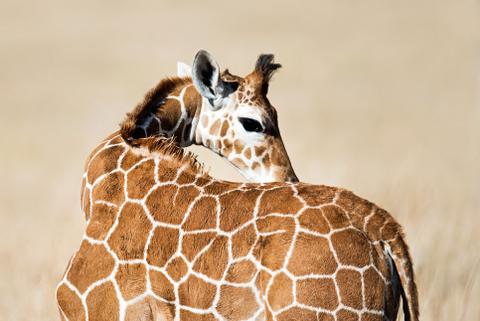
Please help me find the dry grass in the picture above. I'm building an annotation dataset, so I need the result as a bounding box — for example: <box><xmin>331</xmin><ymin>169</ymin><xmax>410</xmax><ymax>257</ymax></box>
<box><xmin>1</xmin><ymin>0</ymin><xmax>479</xmax><ymax>320</ymax></box>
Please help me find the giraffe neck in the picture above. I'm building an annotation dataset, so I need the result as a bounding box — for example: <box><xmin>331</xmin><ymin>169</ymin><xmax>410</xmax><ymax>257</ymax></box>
<box><xmin>122</xmin><ymin>77</ymin><xmax>210</xmax><ymax>148</ymax></box>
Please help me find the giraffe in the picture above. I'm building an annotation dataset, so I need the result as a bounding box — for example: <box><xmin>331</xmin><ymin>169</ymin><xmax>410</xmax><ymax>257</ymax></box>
<box><xmin>56</xmin><ymin>53</ymin><xmax>419</xmax><ymax>321</ymax></box>
<box><xmin>77</xmin><ymin>50</ymin><xmax>299</xmax><ymax>224</ymax></box>
<box><xmin>119</xmin><ymin>50</ymin><xmax>297</xmax><ymax>183</ymax></box>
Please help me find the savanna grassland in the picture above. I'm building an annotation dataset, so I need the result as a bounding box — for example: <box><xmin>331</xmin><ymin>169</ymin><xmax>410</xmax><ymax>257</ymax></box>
<box><xmin>1</xmin><ymin>0</ymin><xmax>479</xmax><ymax>320</ymax></box>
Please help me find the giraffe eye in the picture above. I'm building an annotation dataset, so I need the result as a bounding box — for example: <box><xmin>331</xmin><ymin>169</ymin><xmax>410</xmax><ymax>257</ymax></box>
<box><xmin>239</xmin><ymin>117</ymin><xmax>264</xmax><ymax>133</ymax></box>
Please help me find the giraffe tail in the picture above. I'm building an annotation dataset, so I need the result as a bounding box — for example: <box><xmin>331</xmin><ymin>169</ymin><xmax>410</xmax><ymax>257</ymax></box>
<box><xmin>386</xmin><ymin>234</ymin><xmax>419</xmax><ymax>321</ymax></box>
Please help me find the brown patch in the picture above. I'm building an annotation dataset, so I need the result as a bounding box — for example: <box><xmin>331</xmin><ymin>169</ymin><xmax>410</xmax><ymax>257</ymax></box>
<box><xmin>336</xmin><ymin>190</ymin><xmax>365</xmax><ymax>211</ymax></box>
<box><xmin>254</xmin><ymin>146</ymin><xmax>266</xmax><ymax>156</ymax></box>
<box><xmin>205</xmin><ymin>139</ymin><xmax>212</xmax><ymax>148</ymax></box>
<box><xmin>180</xmin><ymin>310</ymin><xmax>217</xmax><ymax>321</ymax></box>
<box><xmin>82</xmin><ymin>190</ymin><xmax>91</xmax><ymax>220</ymax></box>
<box><xmin>86</xmin><ymin>282</ymin><xmax>119</xmax><ymax>321</ymax></box>
<box><xmin>182</xmin><ymin>196</ymin><xmax>217</xmax><ymax>231</ymax></box>
<box><xmin>92</xmin><ymin>171</ymin><xmax>125</xmax><ymax>206</ymax></box>
<box><xmin>220</xmin><ymin>120</ymin><xmax>229</xmax><ymax>136</ymax></box>
<box><xmin>225</xmin><ymin>259</ymin><xmax>257</xmax><ymax>283</ymax></box>
<box><xmin>331</xmin><ymin>229</ymin><xmax>371</xmax><ymax>267</ymax></box>
<box><xmin>222</xmin><ymin>138</ymin><xmax>233</xmax><ymax>155</ymax></box>
<box><xmin>86</xmin><ymin>203</ymin><xmax>118</xmax><ymax>240</ymax></box>
<box><xmin>296</xmin><ymin>184</ymin><xmax>337</xmax><ymax>206</ymax></box>
<box><xmin>147</xmin><ymin>117</ymin><xmax>160</xmax><ymax>136</ymax></box>
<box><xmin>125</xmin><ymin>296</ymin><xmax>174</xmax><ymax>321</ymax></box>
<box><xmin>287</xmin><ymin>232</ymin><xmax>337</xmax><ymax>276</ymax></box>
<box><xmin>296</xmin><ymin>278</ymin><xmax>338</xmax><ymax>310</ymax></box>
<box><xmin>209</xmin><ymin>119</ymin><xmax>221</xmax><ymax>135</ymax></box>
<box><xmin>56</xmin><ymin>284</ymin><xmax>86</xmax><ymax>321</ymax></box>
<box><xmin>115</xmin><ymin>263</ymin><xmax>146</xmax><ymax>301</ymax></box>
<box><xmin>182</xmin><ymin>232</ymin><xmax>216</xmax><ymax>262</ymax></box>
<box><xmin>363</xmin><ymin>268</ymin><xmax>386</xmax><ymax>310</ymax></box>
<box><xmin>157</xmin><ymin>99</ymin><xmax>181</xmax><ymax>131</ymax></box>
<box><xmin>233</xmin><ymin>140</ymin><xmax>244</xmax><ymax>154</ymax></box>
<box><xmin>67</xmin><ymin>241</ymin><xmax>115</xmax><ymax>293</ymax></box>
<box><xmin>365</xmin><ymin>209</ymin><xmax>388</xmax><ymax>241</ymax></box>
<box><xmin>381</xmin><ymin>220</ymin><xmax>401</xmax><ymax>241</ymax></box>
<box><xmin>267</xmin><ymin>272</ymin><xmax>293</xmax><ymax>311</ymax></box>
<box><xmin>183</xmin><ymin>86</ymin><xmax>202</xmax><ymax>119</ymax></box>
<box><xmin>232</xmin><ymin>157</ymin><xmax>247</xmax><ymax>169</ymax></box>
<box><xmin>231</xmin><ymin>224</ymin><xmax>258</xmax><ymax>258</ymax></box>
<box><xmin>150</xmin><ymin>270</ymin><xmax>175</xmax><ymax>301</ymax></box>
<box><xmin>193</xmin><ymin>236</ymin><xmax>228</xmax><ymax>280</ymax></box>
<box><xmin>126</xmin><ymin>159</ymin><xmax>156</xmax><ymax>199</ymax></box>
<box><xmin>156</xmin><ymin>163</ymin><xmax>177</xmax><ymax>182</ymax></box>
<box><xmin>146</xmin><ymin>226</ymin><xmax>179</xmax><ymax>267</ymax></box>
<box><xmin>298</xmin><ymin>208</ymin><xmax>330</xmax><ymax>234</ymax></box>
<box><xmin>256</xmin><ymin>215</ymin><xmax>295</xmax><ymax>233</ymax></box>
<box><xmin>244</xmin><ymin>147</ymin><xmax>252</xmax><ymax>159</ymax></box>
<box><xmin>204</xmin><ymin>181</ymin><xmax>241</xmax><ymax>195</ymax></box>
<box><xmin>277</xmin><ymin>307</ymin><xmax>317</xmax><ymax>321</ymax></box>
<box><xmin>219</xmin><ymin>190</ymin><xmax>260</xmax><ymax>232</ymax></box>
<box><xmin>107</xmin><ymin>134</ymin><xmax>124</xmax><ymax>145</ymax></box>
<box><xmin>322</xmin><ymin>205</ymin><xmax>350</xmax><ymax>229</ymax></box>
<box><xmin>146</xmin><ymin>185</ymin><xmax>200</xmax><ymax>224</ymax></box>
<box><xmin>317</xmin><ymin>312</ymin><xmax>335</xmax><ymax>321</ymax></box>
<box><xmin>361</xmin><ymin>313</ymin><xmax>384</xmax><ymax>321</ymax></box>
<box><xmin>217</xmin><ymin>285</ymin><xmax>259</xmax><ymax>321</ymax></box>
<box><xmin>87</xmin><ymin>145</ymin><xmax>125</xmax><ymax>184</ymax></box>
<box><xmin>337</xmin><ymin>309</ymin><xmax>359</xmax><ymax>321</ymax></box>
<box><xmin>262</xmin><ymin>153</ymin><xmax>271</xmax><ymax>168</ymax></box>
<box><xmin>336</xmin><ymin>268</ymin><xmax>363</xmax><ymax>309</ymax></box>
<box><xmin>176</xmin><ymin>170</ymin><xmax>196</xmax><ymax>185</ymax></box>
<box><xmin>252</xmin><ymin>161</ymin><xmax>260</xmax><ymax>171</ymax></box>
<box><xmin>253</xmin><ymin>231</ymin><xmax>293</xmax><ymax>271</ymax></box>
<box><xmin>349</xmin><ymin>198</ymin><xmax>375</xmax><ymax>228</ymax></box>
<box><xmin>254</xmin><ymin>269</ymin><xmax>271</xmax><ymax>295</ymax></box>
<box><xmin>86</xmin><ymin>140</ymin><xmax>109</xmax><ymax>168</ymax></box>
<box><xmin>258</xmin><ymin>187</ymin><xmax>303</xmax><ymax>216</ymax></box>
<box><xmin>108</xmin><ymin>202</ymin><xmax>152</xmax><ymax>260</ymax></box>
<box><xmin>270</xmin><ymin>142</ymin><xmax>288</xmax><ymax>167</ymax></box>
<box><xmin>178</xmin><ymin>275</ymin><xmax>216</xmax><ymax>309</ymax></box>
<box><xmin>166</xmin><ymin>256</ymin><xmax>188</xmax><ymax>281</ymax></box>
<box><xmin>120</xmin><ymin>150</ymin><xmax>145</xmax><ymax>171</ymax></box>
<box><xmin>195</xmin><ymin>176</ymin><xmax>212</xmax><ymax>187</ymax></box>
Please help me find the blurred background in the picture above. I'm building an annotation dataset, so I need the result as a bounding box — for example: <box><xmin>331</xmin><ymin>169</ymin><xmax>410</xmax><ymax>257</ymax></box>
<box><xmin>1</xmin><ymin>0</ymin><xmax>479</xmax><ymax>320</ymax></box>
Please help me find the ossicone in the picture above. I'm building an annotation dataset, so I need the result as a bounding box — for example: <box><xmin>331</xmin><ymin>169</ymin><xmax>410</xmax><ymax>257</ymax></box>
<box><xmin>255</xmin><ymin>54</ymin><xmax>282</xmax><ymax>83</ymax></box>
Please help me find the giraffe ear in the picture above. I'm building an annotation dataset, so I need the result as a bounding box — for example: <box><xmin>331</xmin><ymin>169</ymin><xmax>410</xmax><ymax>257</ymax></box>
<box><xmin>192</xmin><ymin>50</ymin><xmax>225</xmax><ymax>110</ymax></box>
<box><xmin>177</xmin><ymin>62</ymin><xmax>192</xmax><ymax>77</ymax></box>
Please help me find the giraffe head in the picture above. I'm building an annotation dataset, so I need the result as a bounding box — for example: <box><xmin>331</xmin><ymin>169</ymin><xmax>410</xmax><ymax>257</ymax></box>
<box><xmin>187</xmin><ymin>50</ymin><xmax>298</xmax><ymax>183</ymax></box>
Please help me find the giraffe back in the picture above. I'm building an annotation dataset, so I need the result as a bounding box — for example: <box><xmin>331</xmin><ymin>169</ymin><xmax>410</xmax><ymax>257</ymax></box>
<box><xmin>58</xmin><ymin>136</ymin><xmax>418</xmax><ymax>321</ymax></box>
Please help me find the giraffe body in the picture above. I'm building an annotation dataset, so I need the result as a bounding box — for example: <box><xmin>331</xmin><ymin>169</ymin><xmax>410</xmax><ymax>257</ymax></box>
<box><xmin>58</xmin><ymin>52</ymin><xmax>418</xmax><ymax>321</ymax></box>
<box><xmin>57</xmin><ymin>134</ymin><xmax>415</xmax><ymax>321</ymax></box>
